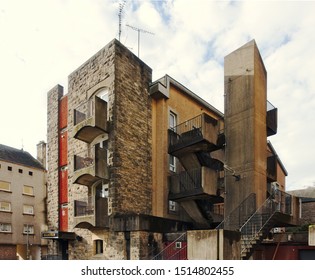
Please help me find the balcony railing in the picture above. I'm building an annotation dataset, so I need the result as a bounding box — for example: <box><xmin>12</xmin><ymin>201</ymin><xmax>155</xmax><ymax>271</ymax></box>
<box><xmin>267</xmin><ymin>100</ymin><xmax>277</xmax><ymax>136</ymax></box>
<box><xmin>168</xmin><ymin>167</ymin><xmax>218</xmax><ymax>201</ymax></box>
<box><xmin>73</xmin><ymin>96</ymin><xmax>108</xmax><ymax>143</ymax></box>
<box><xmin>168</xmin><ymin>113</ymin><xmax>219</xmax><ymax>156</ymax></box>
<box><xmin>73</xmin><ymin>144</ymin><xmax>109</xmax><ymax>187</ymax></box>
<box><xmin>74</xmin><ymin>194</ymin><xmax>109</xmax><ymax>229</ymax></box>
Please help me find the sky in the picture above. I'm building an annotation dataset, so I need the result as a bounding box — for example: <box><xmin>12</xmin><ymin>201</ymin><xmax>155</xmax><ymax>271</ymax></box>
<box><xmin>0</xmin><ymin>0</ymin><xmax>314</xmax><ymax>191</ymax></box>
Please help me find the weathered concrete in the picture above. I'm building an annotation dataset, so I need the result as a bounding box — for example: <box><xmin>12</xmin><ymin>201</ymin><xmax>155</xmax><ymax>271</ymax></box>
<box><xmin>224</xmin><ymin>40</ymin><xmax>267</xmax><ymax>227</ymax></box>
<box><xmin>187</xmin><ymin>229</ymin><xmax>241</xmax><ymax>260</ymax></box>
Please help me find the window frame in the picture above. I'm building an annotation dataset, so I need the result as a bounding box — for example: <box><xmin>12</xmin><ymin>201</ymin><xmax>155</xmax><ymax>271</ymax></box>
<box><xmin>23</xmin><ymin>185</ymin><xmax>34</xmax><ymax>196</ymax></box>
<box><xmin>0</xmin><ymin>201</ymin><xmax>11</xmax><ymax>212</ymax></box>
<box><xmin>0</xmin><ymin>223</ymin><xmax>12</xmax><ymax>233</ymax></box>
<box><xmin>0</xmin><ymin>181</ymin><xmax>11</xmax><ymax>192</ymax></box>
<box><xmin>23</xmin><ymin>204</ymin><xmax>34</xmax><ymax>215</ymax></box>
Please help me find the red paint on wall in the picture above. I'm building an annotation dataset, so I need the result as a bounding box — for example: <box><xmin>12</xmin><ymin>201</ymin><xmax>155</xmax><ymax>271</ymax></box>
<box><xmin>59</xmin><ymin>131</ymin><xmax>68</xmax><ymax>166</ymax></box>
<box><xmin>59</xmin><ymin>206</ymin><xmax>68</xmax><ymax>232</ymax></box>
<box><xmin>59</xmin><ymin>96</ymin><xmax>68</xmax><ymax>129</ymax></box>
<box><xmin>59</xmin><ymin>169</ymin><xmax>68</xmax><ymax>204</ymax></box>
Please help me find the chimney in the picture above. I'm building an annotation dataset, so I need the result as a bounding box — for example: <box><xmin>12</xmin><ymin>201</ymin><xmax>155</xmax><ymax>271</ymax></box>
<box><xmin>37</xmin><ymin>141</ymin><xmax>47</xmax><ymax>169</ymax></box>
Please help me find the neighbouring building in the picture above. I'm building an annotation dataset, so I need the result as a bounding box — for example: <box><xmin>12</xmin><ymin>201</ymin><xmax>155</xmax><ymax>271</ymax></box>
<box><xmin>0</xmin><ymin>142</ymin><xmax>47</xmax><ymax>260</ymax></box>
<box><xmin>44</xmin><ymin>38</ymin><xmax>303</xmax><ymax>260</ymax></box>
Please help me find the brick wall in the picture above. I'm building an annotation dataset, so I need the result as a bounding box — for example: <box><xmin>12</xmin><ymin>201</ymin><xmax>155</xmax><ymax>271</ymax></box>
<box><xmin>0</xmin><ymin>245</ymin><xmax>17</xmax><ymax>260</ymax></box>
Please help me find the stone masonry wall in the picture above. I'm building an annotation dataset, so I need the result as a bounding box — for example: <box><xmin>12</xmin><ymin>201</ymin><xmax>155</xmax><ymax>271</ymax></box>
<box><xmin>111</xmin><ymin>41</ymin><xmax>153</xmax><ymax>215</ymax></box>
<box><xmin>66</xmin><ymin>40</ymin><xmax>117</xmax><ymax>260</ymax></box>
<box><xmin>47</xmin><ymin>85</ymin><xmax>63</xmax><ymax>231</ymax></box>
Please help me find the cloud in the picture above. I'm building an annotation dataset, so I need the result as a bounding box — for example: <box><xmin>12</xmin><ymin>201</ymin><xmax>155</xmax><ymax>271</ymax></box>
<box><xmin>1</xmin><ymin>0</ymin><xmax>314</xmax><ymax>190</ymax></box>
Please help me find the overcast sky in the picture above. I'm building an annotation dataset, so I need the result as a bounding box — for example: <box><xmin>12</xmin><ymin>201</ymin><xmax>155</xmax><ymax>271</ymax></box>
<box><xmin>1</xmin><ymin>0</ymin><xmax>314</xmax><ymax>190</ymax></box>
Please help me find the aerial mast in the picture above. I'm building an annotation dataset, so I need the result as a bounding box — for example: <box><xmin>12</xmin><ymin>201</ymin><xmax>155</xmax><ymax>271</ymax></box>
<box><xmin>118</xmin><ymin>0</ymin><xmax>126</xmax><ymax>41</ymax></box>
<box><xmin>126</xmin><ymin>24</ymin><xmax>154</xmax><ymax>58</ymax></box>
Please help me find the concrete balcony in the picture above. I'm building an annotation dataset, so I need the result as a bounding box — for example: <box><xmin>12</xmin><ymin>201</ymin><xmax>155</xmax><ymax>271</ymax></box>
<box><xmin>73</xmin><ymin>145</ymin><xmax>109</xmax><ymax>187</ymax></box>
<box><xmin>168</xmin><ymin>113</ymin><xmax>220</xmax><ymax>157</ymax></box>
<box><xmin>73</xmin><ymin>195</ymin><xmax>109</xmax><ymax>229</ymax></box>
<box><xmin>267</xmin><ymin>101</ymin><xmax>278</xmax><ymax>137</ymax></box>
<box><xmin>73</xmin><ymin>96</ymin><xmax>108</xmax><ymax>143</ymax></box>
<box><xmin>168</xmin><ymin>167</ymin><xmax>220</xmax><ymax>201</ymax></box>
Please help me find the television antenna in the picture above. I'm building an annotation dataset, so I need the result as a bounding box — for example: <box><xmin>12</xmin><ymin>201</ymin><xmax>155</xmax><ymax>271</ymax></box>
<box><xmin>118</xmin><ymin>0</ymin><xmax>126</xmax><ymax>41</ymax></box>
<box><xmin>126</xmin><ymin>24</ymin><xmax>154</xmax><ymax>58</ymax></box>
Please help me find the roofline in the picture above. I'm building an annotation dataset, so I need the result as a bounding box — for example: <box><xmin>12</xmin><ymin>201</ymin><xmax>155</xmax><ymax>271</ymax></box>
<box><xmin>267</xmin><ymin>140</ymin><xmax>288</xmax><ymax>176</ymax></box>
<box><xmin>0</xmin><ymin>158</ymin><xmax>46</xmax><ymax>172</ymax></box>
<box><xmin>152</xmin><ymin>74</ymin><xmax>224</xmax><ymax>118</ymax></box>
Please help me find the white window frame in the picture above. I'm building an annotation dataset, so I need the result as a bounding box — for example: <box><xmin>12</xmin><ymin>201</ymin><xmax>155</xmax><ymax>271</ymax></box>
<box><xmin>0</xmin><ymin>201</ymin><xmax>11</xmax><ymax>212</ymax></box>
<box><xmin>23</xmin><ymin>225</ymin><xmax>34</xmax><ymax>234</ymax></box>
<box><xmin>23</xmin><ymin>205</ymin><xmax>34</xmax><ymax>215</ymax></box>
<box><xmin>23</xmin><ymin>185</ymin><xmax>34</xmax><ymax>196</ymax></box>
<box><xmin>0</xmin><ymin>181</ymin><xmax>11</xmax><ymax>192</ymax></box>
<box><xmin>0</xmin><ymin>223</ymin><xmax>12</xmax><ymax>232</ymax></box>
<box><xmin>169</xmin><ymin>155</ymin><xmax>176</xmax><ymax>172</ymax></box>
<box><xmin>169</xmin><ymin>200</ymin><xmax>178</xmax><ymax>213</ymax></box>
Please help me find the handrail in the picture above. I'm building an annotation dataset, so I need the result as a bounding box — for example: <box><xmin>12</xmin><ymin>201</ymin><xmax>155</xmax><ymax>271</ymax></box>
<box><xmin>151</xmin><ymin>232</ymin><xmax>186</xmax><ymax>260</ymax></box>
<box><xmin>216</xmin><ymin>193</ymin><xmax>256</xmax><ymax>230</ymax></box>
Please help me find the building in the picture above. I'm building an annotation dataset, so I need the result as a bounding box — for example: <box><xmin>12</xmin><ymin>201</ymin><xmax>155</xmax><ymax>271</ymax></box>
<box><xmin>0</xmin><ymin>143</ymin><xmax>47</xmax><ymax>260</ymax></box>
<box><xmin>44</xmin><ymin>38</ymin><xmax>301</xmax><ymax>260</ymax></box>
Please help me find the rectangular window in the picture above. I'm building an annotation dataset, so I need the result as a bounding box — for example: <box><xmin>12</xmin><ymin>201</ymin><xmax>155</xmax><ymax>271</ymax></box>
<box><xmin>0</xmin><ymin>223</ymin><xmax>12</xmax><ymax>233</ymax></box>
<box><xmin>23</xmin><ymin>225</ymin><xmax>34</xmax><ymax>234</ymax></box>
<box><xmin>23</xmin><ymin>205</ymin><xmax>34</xmax><ymax>215</ymax></box>
<box><xmin>169</xmin><ymin>111</ymin><xmax>177</xmax><ymax>130</ymax></box>
<box><xmin>0</xmin><ymin>181</ymin><xmax>10</xmax><ymax>192</ymax></box>
<box><xmin>23</xmin><ymin>185</ymin><xmax>34</xmax><ymax>196</ymax></box>
<box><xmin>7</xmin><ymin>166</ymin><xmax>12</xmax><ymax>171</ymax></box>
<box><xmin>169</xmin><ymin>200</ymin><xmax>178</xmax><ymax>213</ymax></box>
<box><xmin>18</xmin><ymin>168</ymin><xmax>23</xmax><ymax>174</ymax></box>
<box><xmin>0</xmin><ymin>201</ymin><xmax>11</xmax><ymax>212</ymax></box>
<box><xmin>169</xmin><ymin>155</ymin><xmax>176</xmax><ymax>172</ymax></box>
<box><xmin>28</xmin><ymin>171</ymin><xmax>33</xmax><ymax>176</ymax></box>
<box><xmin>95</xmin><ymin>239</ymin><xmax>104</xmax><ymax>254</ymax></box>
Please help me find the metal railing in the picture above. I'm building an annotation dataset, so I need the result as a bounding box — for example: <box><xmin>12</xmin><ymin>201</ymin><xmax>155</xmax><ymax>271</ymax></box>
<box><xmin>151</xmin><ymin>232</ymin><xmax>187</xmax><ymax>260</ymax></box>
<box><xmin>169</xmin><ymin>168</ymin><xmax>202</xmax><ymax>194</ymax></box>
<box><xmin>216</xmin><ymin>193</ymin><xmax>256</xmax><ymax>230</ymax></box>
<box><xmin>74</xmin><ymin>99</ymin><xmax>95</xmax><ymax>126</ymax></box>
<box><xmin>74</xmin><ymin>195</ymin><xmax>94</xmax><ymax>217</ymax></box>
<box><xmin>168</xmin><ymin>113</ymin><xmax>218</xmax><ymax>150</ymax></box>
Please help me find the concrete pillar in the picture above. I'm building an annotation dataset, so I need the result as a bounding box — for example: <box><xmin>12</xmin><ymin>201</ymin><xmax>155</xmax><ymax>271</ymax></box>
<box><xmin>224</xmin><ymin>40</ymin><xmax>267</xmax><ymax>229</ymax></box>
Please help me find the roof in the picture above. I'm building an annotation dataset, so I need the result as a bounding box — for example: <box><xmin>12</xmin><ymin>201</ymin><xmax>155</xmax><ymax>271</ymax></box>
<box><xmin>151</xmin><ymin>74</ymin><xmax>224</xmax><ymax>118</ymax></box>
<box><xmin>288</xmin><ymin>187</ymin><xmax>315</xmax><ymax>199</ymax></box>
<box><xmin>0</xmin><ymin>144</ymin><xmax>45</xmax><ymax>170</ymax></box>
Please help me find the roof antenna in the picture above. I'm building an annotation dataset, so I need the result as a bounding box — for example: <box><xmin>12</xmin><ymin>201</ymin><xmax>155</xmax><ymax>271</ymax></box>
<box><xmin>126</xmin><ymin>24</ymin><xmax>154</xmax><ymax>58</ymax></box>
<box><xmin>21</xmin><ymin>139</ymin><xmax>24</xmax><ymax>151</ymax></box>
<box><xmin>118</xmin><ymin>0</ymin><xmax>126</xmax><ymax>42</ymax></box>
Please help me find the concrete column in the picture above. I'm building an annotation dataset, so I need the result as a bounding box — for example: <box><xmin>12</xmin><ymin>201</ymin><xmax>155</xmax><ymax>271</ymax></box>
<box><xmin>224</xmin><ymin>40</ymin><xmax>267</xmax><ymax>229</ymax></box>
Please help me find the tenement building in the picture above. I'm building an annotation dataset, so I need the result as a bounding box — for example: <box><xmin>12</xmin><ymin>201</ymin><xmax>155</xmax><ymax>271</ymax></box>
<box><xmin>0</xmin><ymin>143</ymin><xmax>47</xmax><ymax>260</ymax></box>
<box><xmin>44</xmin><ymin>39</ymin><xmax>305</xmax><ymax>260</ymax></box>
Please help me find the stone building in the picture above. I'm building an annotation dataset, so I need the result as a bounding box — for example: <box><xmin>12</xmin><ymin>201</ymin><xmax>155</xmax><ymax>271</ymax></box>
<box><xmin>0</xmin><ymin>143</ymin><xmax>47</xmax><ymax>260</ymax></box>
<box><xmin>44</xmin><ymin>38</ymin><xmax>301</xmax><ymax>260</ymax></box>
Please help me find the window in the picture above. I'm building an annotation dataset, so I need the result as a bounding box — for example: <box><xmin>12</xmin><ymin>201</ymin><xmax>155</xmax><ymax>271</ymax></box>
<box><xmin>95</xmin><ymin>239</ymin><xmax>103</xmax><ymax>254</ymax></box>
<box><xmin>169</xmin><ymin>200</ymin><xmax>178</xmax><ymax>213</ymax></box>
<box><xmin>0</xmin><ymin>223</ymin><xmax>11</xmax><ymax>233</ymax></box>
<box><xmin>28</xmin><ymin>171</ymin><xmax>33</xmax><ymax>176</ymax></box>
<box><xmin>0</xmin><ymin>181</ymin><xmax>10</xmax><ymax>192</ymax></box>
<box><xmin>169</xmin><ymin>111</ymin><xmax>177</xmax><ymax>172</ymax></box>
<box><xmin>0</xmin><ymin>202</ymin><xmax>11</xmax><ymax>212</ymax></box>
<box><xmin>169</xmin><ymin>111</ymin><xmax>177</xmax><ymax>130</ymax></box>
<box><xmin>23</xmin><ymin>185</ymin><xmax>34</xmax><ymax>196</ymax></box>
<box><xmin>7</xmin><ymin>166</ymin><xmax>12</xmax><ymax>171</ymax></box>
<box><xmin>18</xmin><ymin>168</ymin><xmax>23</xmax><ymax>174</ymax></box>
<box><xmin>169</xmin><ymin>155</ymin><xmax>176</xmax><ymax>172</ymax></box>
<box><xmin>23</xmin><ymin>225</ymin><xmax>34</xmax><ymax>234</ymax></box>
<box><xmin>96</xmin><ymin>88</ymin><xmax>109</xmax><ymax>102</ymax></box>
<box><xmin>23</xmin><ymin>205</ymin><xmax>34</xmax><ymax>215</ymax></box>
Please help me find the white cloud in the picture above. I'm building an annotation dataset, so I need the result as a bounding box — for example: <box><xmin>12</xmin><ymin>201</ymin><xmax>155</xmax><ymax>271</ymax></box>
<box><xmin>1</xmin><ymin>0</ymin><xmax>314</xmax><ymax>190</ymax></box>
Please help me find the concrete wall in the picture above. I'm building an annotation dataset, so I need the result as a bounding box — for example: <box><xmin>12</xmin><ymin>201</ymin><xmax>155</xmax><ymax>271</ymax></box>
<box><xmin>224</xmin><ymin>40</ymin><xmax>267</xmax><ymax>226</ymax></box>
<box><xmin>187</xmin><ymin>229</ymin><xmax>240</xmax><ymax>260</ymax></box>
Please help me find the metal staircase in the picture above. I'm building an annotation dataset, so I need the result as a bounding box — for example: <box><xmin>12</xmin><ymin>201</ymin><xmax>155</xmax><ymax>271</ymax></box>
<box><xmin>239</xmin><ymin>189</ymin><xmax>293</xmax><ymax>259</ymax></box>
